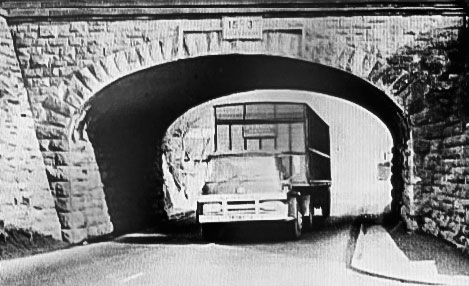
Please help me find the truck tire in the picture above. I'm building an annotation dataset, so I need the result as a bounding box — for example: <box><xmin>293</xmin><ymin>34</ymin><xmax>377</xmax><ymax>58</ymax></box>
<box><xmin>288</xmin><ymin>197</ymin><xmax>302</xmax><ymax>239</ymax></box>
<box><xmin>322</xmin><ymin>188</ymin><xmax>331</xmax><ymax>218</ymax></box>
<box><xmin>201</xmin><ymin>224</ymin><xmax>219</xmax><ymax>242</ymax></box>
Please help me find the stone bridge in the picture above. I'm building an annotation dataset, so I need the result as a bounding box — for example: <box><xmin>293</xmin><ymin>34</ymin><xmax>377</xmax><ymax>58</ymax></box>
<box><xmin>0</xmin><ymin>1</ymin><xmax>468</xmax><ymax>246</ymax></box>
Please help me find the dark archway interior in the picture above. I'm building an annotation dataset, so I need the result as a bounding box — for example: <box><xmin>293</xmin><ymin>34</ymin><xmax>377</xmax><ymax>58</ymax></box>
<box><xmin>85</xmin><ymin>55</ymin><xmax>408</xmax><ymax>234</ymax></box>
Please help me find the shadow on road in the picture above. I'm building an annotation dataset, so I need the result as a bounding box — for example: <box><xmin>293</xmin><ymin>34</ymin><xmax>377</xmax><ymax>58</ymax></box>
<box><xmin>114</xmin><ymin>215</ymin><xmax>363</xmax><ymax>246</ymax></box>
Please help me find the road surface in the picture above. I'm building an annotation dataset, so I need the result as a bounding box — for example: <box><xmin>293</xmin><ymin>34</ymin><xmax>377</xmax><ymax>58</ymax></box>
<box><xmin>0</xmin><ymin>222</ymin><xmax>409</xmax><ymax>286</ymax></box>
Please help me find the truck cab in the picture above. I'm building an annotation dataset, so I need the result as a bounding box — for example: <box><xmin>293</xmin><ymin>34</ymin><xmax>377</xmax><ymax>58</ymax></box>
<box><xmin>196</xmin><ymin>102</ymin><xmax>331</xmax><ymax>240</ymax></box>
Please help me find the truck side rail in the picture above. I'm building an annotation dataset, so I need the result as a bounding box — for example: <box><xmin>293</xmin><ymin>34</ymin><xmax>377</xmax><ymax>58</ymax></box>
<box><xmin>308</xmin><ymin>147</ymin><xmax>330</xmax><ymax>159</ymax></box>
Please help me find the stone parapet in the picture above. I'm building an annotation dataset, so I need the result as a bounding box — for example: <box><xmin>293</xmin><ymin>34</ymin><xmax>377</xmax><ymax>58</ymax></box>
<box><xmin>0</xmin><ymin>1</ymin><xmax>466</xmax><ymax>23</ymax></box>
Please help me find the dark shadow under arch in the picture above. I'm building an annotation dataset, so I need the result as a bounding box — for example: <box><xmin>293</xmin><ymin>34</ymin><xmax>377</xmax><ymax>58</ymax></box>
<box><xmin>85</xmin><ymin>55</ymin><xmax>409</xmax><ymax>234</ymax></box>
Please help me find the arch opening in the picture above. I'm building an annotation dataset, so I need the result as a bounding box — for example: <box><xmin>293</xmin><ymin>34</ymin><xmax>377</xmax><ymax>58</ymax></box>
<box><xmin>81</xmin><ymin>54</ymin><xmax>409</xmax><ymax>234</ymax></box>
<box><xmin>164</xmin><ymin>90</ymin><xmax>395</xmax><ymax>220</ymax></box>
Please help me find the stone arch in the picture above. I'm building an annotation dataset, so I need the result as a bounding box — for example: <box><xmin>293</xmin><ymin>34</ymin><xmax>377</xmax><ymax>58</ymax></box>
<box><xmin>45</xmin><ymin>31</ymin><xmax>417</xmax><ymax>242</ymax></box>
<box><xmin>62</xmin><ymin>53</ymin><xmax>410</xmax><ymax>240</ymax></box>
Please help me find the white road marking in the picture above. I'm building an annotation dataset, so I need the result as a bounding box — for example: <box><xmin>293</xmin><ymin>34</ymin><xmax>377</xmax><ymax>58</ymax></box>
<box><xmin>122</xmin><ymin>272</ymin><xmax>144</xmax><ymax>283</ymax></box>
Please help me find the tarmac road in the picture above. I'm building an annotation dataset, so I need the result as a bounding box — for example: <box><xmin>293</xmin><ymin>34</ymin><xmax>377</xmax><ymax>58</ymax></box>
<box><xmin>0</xmin><ymin>222</ymin><xmax>411</xmax><ymax>286</ymax></box>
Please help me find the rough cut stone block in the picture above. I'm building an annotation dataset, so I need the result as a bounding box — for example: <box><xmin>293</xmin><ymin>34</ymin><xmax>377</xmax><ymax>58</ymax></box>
<box><xmin>15</xmin><ymin>37</ymin><xmax>33</xmax><ymax>48</ymax></box>
<box><xmin>42</xmin><ymin>95</ymin><xmax>73</xmax><ymax>117</ymax></box>
<box><xmin>135</xmin><ymin>45</ymin><xmax>151</xmax><ymax>67</ymax></box>
<box><xmin>53</xmin><ymin>152</ymin><xmax>71</xmax><ymax>166</ymax></box>
<box><xmin>45</xmin><ymin>110</ymin><xmax>69</xmax><ymax>127</ymax></box>
<box><xmin>35</xmin><ymin>124</ymin><xmax>67</xmax><ymax>139</ymax></box>
<box><xmin>69</xmin><ymin>140</ymin><xmax>92</xmax><ymax>152</ymax></box>
<box><xmin>88</xmin><ymin>62</ymin><xmax>109</xmax><ymax>83</ymax></box>
<box><xmin>68</xmin><ymin>36</ymin><xmax>84</xmax><ymax>47</ymax></box>
<box><xmin>55</xmin><ymin>197</ymin><xmax>71</xmax><ymax>213</ymax></box>
<box><xmin>443</xmin><ymin>124</ymin><xmax>464</xmax><ymax>137</ymax></box>
<box><xmin>86</xmin><ymin>225</ymin><xmax>101</xmax><ymax>237</ymax></box>
<box><xmin>89</xmin><ymin>22</ymin><xmax>107</xmax><ymax>33</ymax></box>
<box><xmin>113</xmin><ymin>50</ymin><xmax>130</xmax><ymax>73</ymax></box>
<box><xmin>77</xmin><ymin>68</ymin><xmax>100</xmax><ymax>91</ymax></box>
<box><xmin>48</xmin><ymin>139</ymin><xmax>69</xmax><ymax>151</ymax></box>
<box><xmin>64</xmin><ymin>90</ymin><xmax>84</xmax><ymax>108</ymax></box>
<box><xmin>29</xmin><ymin>54</ymin><xmax>51</xmax><ymax>68</ymax></box>
<box><xmin>71</xmin><ymin>178</ymin><xmax>103</xmax><ymax>193</ymax></box>
<box><xmin>71</xmin><ymin>151</ymin><xmax>97</xmax><ymax>165</ymax></box>
<box><xmin>99</xmin><ymin>56</ymin><xmax>120</xmax><ymax>78</ymax></box>
<box><xmin>89</xmin><ymin>188</ymin><xmax>106</xmax><ymax>201</ymax></box>
<box><xmin>440</xmin><ymin>202</ymin><xmax>454</xmax><ymax>212</ymax></box>
<box><xmin>443</xmin><ymin>134</ymin><xmax>469</xmax><ymax>148</ymax></box>
<box><xmin>414</xmin><ymin>139</ymin><xmax>432</xmax><ymax>154</ymax></box>
<box><xmin>31</xmin><ymin>190</ymin><xmax>56</xmax><ymax>209</ymax></box>
<box><xmin>46</xmin><ymin>166</ymin><xmax>68</xmax><ymax>182</ymax></box>
<box><xmin>70</xmin><ymin>196</ymin><xmax>87</xmax><ymax>212</ymax></box>
<box><xmin>61</xmin><ymin>228</ymin><xmax>87</xmax><ymax>243</ymax></box>
<box><xmin>24</xmin><ymin>68</ymin><xmax>43</xmax><ymax>78</ymax></box>
<box><xmin>443</xmin><ymin>146</ymin><xmax>468</xmax><ymax>159</ymax></box>
<box><xmin>57</xmin><ymin>26</ymin><xmax>73</xmax><ymax>38</ymax></box>
<box><xmin>69</xmin><ymin>22</ymin><xmax>88</xmax><ymax>35</ymax></box>
<box><xmin>58</xmin><ymin>211</ymin><xmax>85</xmax><ymax>229</ymax></box>
<box><xmin>48</xmin><ymin>37</ymin><xmax>68</xmax><ymax>47</ymax></box>
<box><xmin>39</xmin><ymin>25</ymin><xmax>58</xmax><ymax>38</ymax></box>
<box><xmin>148</xmin><ymin>43</ymin><xmax>164</xmax><ymax>62</ymax></box>
<box><xmin>68</xmin><ymin>75</ymin><xmax>93</xmax><ymax>100</ymax></box>
<box><xmin>90</xmin><ymin>222</ymin><xmax>113</xmax><ymax>237</ymax></box>
<box><xmin>51</xmin><ymin>181</ymin><xmax>72</xmax><ymax>198</ymax></box>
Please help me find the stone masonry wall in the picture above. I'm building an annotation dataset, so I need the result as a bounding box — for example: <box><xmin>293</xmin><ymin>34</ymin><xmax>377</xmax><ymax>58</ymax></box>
<box><xmin>416</xmin><ymin>26</ymin><xmax>469</xmax><ymax>250</ymax></box>
<box><xmin>0</xmin><ymin>14</ymin><xmax>61</xmax><ymax>240</ymax></box>
<box><xmin>3</xmin><ymin>14</ymin><xmax>468</xmax><ymax>246</ymax></box>
<box><xmin>2</xmin><ymin>17</ymin><xmax>113</xmax><ymax>243</ymax></box>
<box><xmin>368</xmin><ymin>22</ymin><xmax>469</xmax><ymax>249</ymax></box>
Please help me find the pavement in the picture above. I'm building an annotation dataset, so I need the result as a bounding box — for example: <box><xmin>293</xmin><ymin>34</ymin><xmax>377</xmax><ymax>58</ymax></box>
<box><xmin>351</xmin><ymin>224</ymin><xmax>469</xmax><ymax>286</ymax></box>
<box><xmin>2</xmin><ymin>219</ymin><xmax>469</xmax><ymax>286</ymax></box>
<box><xmin>1</xmin><ymin>222</ymin><xmax>368</xmax><ymax>286</ymax></box>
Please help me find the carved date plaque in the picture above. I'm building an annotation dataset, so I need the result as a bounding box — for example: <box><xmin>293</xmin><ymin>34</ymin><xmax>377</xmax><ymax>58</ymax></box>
<box><xmin>222</xmin><ymin>16</ymin><xmax>263</xmax><ymax>40</ymax></box>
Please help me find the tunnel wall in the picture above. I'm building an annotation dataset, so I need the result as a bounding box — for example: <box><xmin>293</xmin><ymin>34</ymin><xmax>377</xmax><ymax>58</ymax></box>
<box><xmin>87</xmin><ymin>115</ymin><xmax>163</xmax><ymax>235</ymax></box>
<box><xmin>0</xmin><ymin>11</ymin><xmax>467</xmax><ymax>246</ymax></box>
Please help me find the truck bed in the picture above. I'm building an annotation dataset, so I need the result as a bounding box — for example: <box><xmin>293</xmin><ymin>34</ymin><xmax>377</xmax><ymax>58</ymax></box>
<box><xmin>213</xmin><ymin>102</ymin><xmax>331</xmax><ymax>185</ymax></box>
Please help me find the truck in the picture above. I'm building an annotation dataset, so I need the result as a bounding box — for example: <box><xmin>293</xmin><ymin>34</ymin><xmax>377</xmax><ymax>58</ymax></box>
<box><xmin>196</xmin><ymin>102</ymin><xmax>331</xmax><ymax>240</ymax></box>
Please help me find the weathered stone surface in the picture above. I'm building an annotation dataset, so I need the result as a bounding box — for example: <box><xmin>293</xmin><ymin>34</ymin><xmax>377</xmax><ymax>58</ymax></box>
<box><xmin>0</xmin><ymin>15</ymin><xmax>62</xmax><ymax>240</ymax></box>
<box><xmin>57</xmin><ymin>211</ymin><xmax>85</xmax><ymax>229</ymax></box>
<box><xmin>48</xmin><ymin>139</ymin><xmax>69</xmax><ymax>151</ymax></box>
<box><xmin>50</xmin><ymin>181</ymin><xmax>71</xmax><ymax>198</ymax></box>
<box><xmin>61</xmin><ymin>228</ymin><xmax>87</xmax><ymax>243</ymax></box>
<box><xmin>42</xmin><ymin>95</ymin><xmax>73</xmax><ymax>117</ymax></box>
<box><xmin>54</xmin><ymin>197</ymin><xmax>71</xmax><ymax>212</ymax></box>
<box><xmin>0</xmin><ymin>12</ymin><xmax>467</xmax><ymax>249</ymax></box>
<box><xmin>39</xmin><ymin>25</ymin><xmax>58</xmax><ymax>38</ymax></box>
<box><xmin>35</xmin><ymin>124</ymin><xmax>67</xmax><ymax>139</ymax></box>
